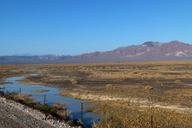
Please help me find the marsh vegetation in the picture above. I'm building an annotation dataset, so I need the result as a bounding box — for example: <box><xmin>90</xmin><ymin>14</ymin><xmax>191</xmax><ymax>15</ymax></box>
<box><xmin>2</xmin><ymin>61</ymin><xmax>192</xmax><ymax>127</ymax></box>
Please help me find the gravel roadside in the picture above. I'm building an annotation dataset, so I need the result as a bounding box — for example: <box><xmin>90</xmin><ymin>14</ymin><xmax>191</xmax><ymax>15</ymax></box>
<box><xmin>0</xmin><ymin>96</ymin><xmax>80</xmax><ymax>128</ymax></box>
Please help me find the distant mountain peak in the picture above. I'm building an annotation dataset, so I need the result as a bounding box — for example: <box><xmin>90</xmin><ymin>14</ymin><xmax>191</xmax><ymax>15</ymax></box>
<box><xmin>142</xmin><ymin>41</ymin><xmax>161</xmax><ymax>47</ymax></box>
<box><xmin>168</xmin><ymin>40</ymin><xmax>188</xmax><ymax>45</ymax></box>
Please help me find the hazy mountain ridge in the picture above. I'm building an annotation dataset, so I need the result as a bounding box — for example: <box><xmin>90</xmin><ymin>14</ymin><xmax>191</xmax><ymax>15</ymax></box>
<box><xmin>70</xmin><ymin>40</ymin><xmax>192</xmax><ymax>62</ymax></box>
<box><xmin>0</xmin><ymin>55</ymin><xmax>72</xmax><ymax>64</ymax></box>
<box><xmin>1</xmin><ymin>41</ymin><xmax>192</xmax><ymax>64</ymax></box>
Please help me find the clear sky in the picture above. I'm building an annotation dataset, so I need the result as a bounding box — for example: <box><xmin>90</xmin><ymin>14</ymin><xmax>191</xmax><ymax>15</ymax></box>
<box><xmin>0</xmin><ymin>0</ymin><xmax>192</xmax><ymax>55</ymax></box>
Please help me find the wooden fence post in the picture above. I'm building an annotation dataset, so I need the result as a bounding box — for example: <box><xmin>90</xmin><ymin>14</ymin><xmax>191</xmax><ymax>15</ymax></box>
<box><xmin>43</xmin><ymin>95</ymin><xmax>47</xmax><ymax>105</ymax></box>
<box><xmin>19</xmin><ymin>88</ymin><xmax>21</xmax><ymax>93</ymax></box>
<box><xmin>81</xmin><ymin>102</ymin><xmax>84</xmax><ymax>122</ymax></box>
<box><xmin>150</xmin><ymin>115</ymin><xmax>154</xmax><ymax>128</ymax></box>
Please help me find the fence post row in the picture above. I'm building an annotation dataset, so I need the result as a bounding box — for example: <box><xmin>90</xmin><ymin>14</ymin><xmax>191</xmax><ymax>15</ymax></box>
<box><xmin>0</xmin><ymin>87</ymin><xmax>92</xmax><ymax>125</ymax></box>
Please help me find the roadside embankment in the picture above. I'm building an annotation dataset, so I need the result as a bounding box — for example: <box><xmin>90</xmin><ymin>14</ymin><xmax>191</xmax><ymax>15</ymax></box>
<box><xmin>0</xmin><ymin>96</ymin><xmax>81</xmax><ymax>128</ymax></box>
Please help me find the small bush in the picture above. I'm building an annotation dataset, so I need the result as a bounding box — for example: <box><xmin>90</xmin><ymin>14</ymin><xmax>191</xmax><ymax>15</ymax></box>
<box><xmin>53</xmin><ymin>103</ymin><xmax>68</xmax><ymax>110</ymax></box>
<box><xmin>144</xmin><ymin>85</ymin><xmax>153</xmax><ymax>91</ymax></box>
<box><xmin>174</xmin><ymin>79</ymin><xmax>182</xmax><ymax>84</ymax></box>
<box><xmin>35</xmin><ymin>103</ymin><xmax>50</xmax><ymax>112</ymax></box>
<box><xmin>56</xmin><ymin>110</ymin><xmax>68</xmax><ymax>119</ymax></box>
<box><xmin>69</xmin><ymin>78</ymin><xmax>78</xmax><ymax>85</ymax></box>
<box><xmin>105</xmin><ymin>84</ymin><xmax>114</xmax><ymax>91</ymax></box>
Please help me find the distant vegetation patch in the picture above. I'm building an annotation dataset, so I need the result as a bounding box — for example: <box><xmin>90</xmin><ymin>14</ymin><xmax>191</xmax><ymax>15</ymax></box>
<box><xmin>32</xmin><ymin>89</ymin><xmax>49</xmax><ymax>93</ymax></box>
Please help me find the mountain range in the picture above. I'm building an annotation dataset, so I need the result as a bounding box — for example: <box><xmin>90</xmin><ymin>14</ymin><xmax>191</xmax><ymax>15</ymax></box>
<box><xmin>1</xmin><ymin>40</ymin><xmax>192</xmax><ymax>64</ymax></box>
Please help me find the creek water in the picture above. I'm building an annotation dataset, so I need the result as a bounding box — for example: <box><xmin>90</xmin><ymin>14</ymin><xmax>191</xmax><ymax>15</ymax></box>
<box><xmin>1</xmin><ymin>76</ymin><xmax>100</xmax><ymax>128</ymax></box>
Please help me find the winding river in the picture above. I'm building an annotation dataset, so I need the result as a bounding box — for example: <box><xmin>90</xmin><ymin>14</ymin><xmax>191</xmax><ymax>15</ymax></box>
<box><xmin>1</xmin><ymin>76</ymin><xmax>100</xmax><ymax>128</ymax></box>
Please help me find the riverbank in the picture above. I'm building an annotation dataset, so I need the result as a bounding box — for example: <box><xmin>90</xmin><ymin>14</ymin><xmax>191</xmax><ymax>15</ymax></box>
<box><xmin>0</xmin><ymin>96</ymin><xmax>81</xmax><ymax>128</ymax></box>
<box><xmin>60</xmin><ymin>89</ymin><xmax>192</xmax><ymax>128</ymax></box>
<box><xmin>60</xmin><ymin>90</ymin><xmax>192</xmax><ymax>114</ymax></box>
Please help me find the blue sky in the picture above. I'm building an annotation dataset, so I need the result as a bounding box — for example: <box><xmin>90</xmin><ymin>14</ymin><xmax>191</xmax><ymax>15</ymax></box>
<box><xmin>0</xmin><ymin>0</ymin><xmax>192</xmax><ymax>55</ymax></box>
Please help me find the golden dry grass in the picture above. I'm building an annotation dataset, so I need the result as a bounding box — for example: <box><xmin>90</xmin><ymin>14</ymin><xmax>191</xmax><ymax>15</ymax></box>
<box><xmin>3</xmin><ymin>61</ymin><xmax>192</xmax><ymax>127</ymax></box>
